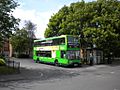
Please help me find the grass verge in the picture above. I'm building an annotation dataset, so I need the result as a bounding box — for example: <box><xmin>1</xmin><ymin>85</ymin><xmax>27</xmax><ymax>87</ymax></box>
<box><xmin>0</xmin><ymin>66</ymin><xmax>18</xmax><ymax>75</ymax></box>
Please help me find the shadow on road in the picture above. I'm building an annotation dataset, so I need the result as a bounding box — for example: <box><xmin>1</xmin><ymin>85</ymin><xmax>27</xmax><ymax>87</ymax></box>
<box><xmin>0</xmin><ymin>66</ymin><xmax>80</xmax><ymax>88</ymax></box>
<box><xmin>107</xmin><ymin>60</ymin><xmax>120</xmax><ymax>67</ymax></box>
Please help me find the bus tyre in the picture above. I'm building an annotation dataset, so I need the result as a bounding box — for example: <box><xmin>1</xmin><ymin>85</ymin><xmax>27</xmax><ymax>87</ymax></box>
<box><xmin>54</xmin><ymin>60</ymin><xmax>59</xmax><ymax>66</ymax></box>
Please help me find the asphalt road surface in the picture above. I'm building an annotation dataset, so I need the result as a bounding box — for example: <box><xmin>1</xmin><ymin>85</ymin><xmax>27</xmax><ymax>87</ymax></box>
<box><xmin>0</xmin><ymin>58</ymin><xmax>120</xmax><ymax>90</ymax></box>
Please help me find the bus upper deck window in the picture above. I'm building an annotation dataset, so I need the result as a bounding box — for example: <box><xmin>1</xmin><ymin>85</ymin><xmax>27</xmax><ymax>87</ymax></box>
<box><xmin>60</xmin><ymin>38</ymin><xmax>65</xmax><ymax>45</ymax></box>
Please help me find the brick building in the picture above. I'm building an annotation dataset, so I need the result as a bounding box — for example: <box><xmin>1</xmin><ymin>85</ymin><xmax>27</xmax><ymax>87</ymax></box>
<box><xmin>0</xmin><ymin>40</ymin><xmax>10</xmax><ymax>57</ymax></box>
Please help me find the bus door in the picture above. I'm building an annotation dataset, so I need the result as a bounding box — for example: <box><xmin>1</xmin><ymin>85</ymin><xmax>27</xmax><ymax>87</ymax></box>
<box><xmin>52</xmin><ymin>50</ymin><xmax>56</xmax><ymax>58</ymax></box>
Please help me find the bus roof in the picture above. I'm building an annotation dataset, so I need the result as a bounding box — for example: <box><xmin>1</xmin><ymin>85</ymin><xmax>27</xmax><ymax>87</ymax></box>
<box><xmin>34</xmin><ymin>35</ymin><xmax>77</xmax><ymax>42</ymax></box>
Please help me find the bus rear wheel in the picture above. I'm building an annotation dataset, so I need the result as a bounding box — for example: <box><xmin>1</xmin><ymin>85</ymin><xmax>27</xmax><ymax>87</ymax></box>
<box><xmin>54</xmin><ymin>60</ymin><xmax>59</xmax><ymax>66</ymax></box>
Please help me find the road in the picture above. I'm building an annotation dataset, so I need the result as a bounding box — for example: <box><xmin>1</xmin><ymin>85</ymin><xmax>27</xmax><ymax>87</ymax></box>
<box><xmin>0</xmin><ymin>58</ymin><xmax>120</xmax><ymax>90</ymax></box>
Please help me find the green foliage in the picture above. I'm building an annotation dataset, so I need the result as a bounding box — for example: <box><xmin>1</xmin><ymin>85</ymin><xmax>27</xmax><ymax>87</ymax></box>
<box><xmin>45</xmin><ymin>0</ymin><xmax>120</xmax><ymax>56</ymax></box>
<box><xmin>0</xmin><ymin>58</ymin><xmax>6</xmax><ymax>66</ymax></box>
<box><xmin>24</xmin><ymin>20</ymin><xmax>36</xmax><ymax>38</ymax></box>
<box><xmin>24</xmin><ymin>20</ymin><xmax>36</xmax><ymax>56</ymax></box>
<box><xmin>0</xmin><ymin>66</ymin><xmax>17</xmax><ymax>75</ymax></box>
<box><xmin>10</xmin><ymin>29</ymin><xmax>29</xmax><ymax>55</ymax></box>
<box><xmin>10</xmin><ymin>21</ymin><xmax>36</xmax><ymax>57</ymax></box>
<box><xmin>0</xmin><ymin>0</ymin><xmax>19</xmax><ymax>47</ymax></box>
<box><xmin>0</xmin><ymin>54</ymin><xmax>5</xmax><ymax>60</ymax></box>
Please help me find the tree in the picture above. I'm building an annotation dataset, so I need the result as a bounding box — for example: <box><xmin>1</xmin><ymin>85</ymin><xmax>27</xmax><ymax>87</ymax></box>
<box><xmin>0</xmin><ymin>0</ymin><xmax>19</xmax><ymax>47</ymax></box>
<box><xmin>44</xmin><ymin>5</ymin><xmax>70</xmax><ymax>37</ymax></box>
<box><xmin>24</xmin><ymin>20</ymin><xmax>36</xmax><ymax>56</ymax></box>
<box><xmin>24</xmin><ymin>20</ymin><xmax>36</xmax><ymax>38</ymax></box>
<box><xmin>10</xmin><ymin>20</ymin><xmax>36</xmax><ymax>57</ymax></box>
<box><xmin>82</xmin><ymin>0</ymin><xmax>120</xmax><ymax>56</ymax></box>
<box><xmin>10</xmin><ymin>29</ymin><xmax>29</xmax><ymax>56</ymax></box>
<box><xmin>45</xmin><ymin>0</ymin><xmax>120</xmax><ymax>56</ymax></box>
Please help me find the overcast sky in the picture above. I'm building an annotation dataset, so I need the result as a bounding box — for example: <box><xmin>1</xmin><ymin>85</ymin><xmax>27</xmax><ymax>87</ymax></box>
<box><xmin>13</xmin><ymin>0</ymin><xmax>93</xmax><ymax>39</ymax></box>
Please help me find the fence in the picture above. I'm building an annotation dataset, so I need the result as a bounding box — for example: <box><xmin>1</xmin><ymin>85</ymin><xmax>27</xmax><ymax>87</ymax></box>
<box><xmin>5</xmin><ymin>57</ymin><xmax>20</xmax><ymax>73</ymax></box>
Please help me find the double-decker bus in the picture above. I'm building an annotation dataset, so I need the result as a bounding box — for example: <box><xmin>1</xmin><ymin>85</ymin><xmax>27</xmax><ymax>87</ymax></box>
<box><xmin>33</xmin><ymin>35</ymin><xmax>81</xmax><ymax>66</ymax></box>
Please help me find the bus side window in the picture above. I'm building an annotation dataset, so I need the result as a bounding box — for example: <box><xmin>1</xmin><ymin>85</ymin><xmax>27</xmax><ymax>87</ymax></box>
<box><xmin>59</xmin><ymin>38</ymin><xmax>65</xmax><ymax>45</ymax></box>
<box><xmin>53</xmin><ymin>39</ymin><xmax>59</xmax><ymax>45</ymax></box>
<box><xmin>46</xmin><ymin>51</ymin><xmax>51</xmax><ymax>57</ymax></box>
<box><xmin>34</xmin><ymin>42</ymin><xmax>39</xmax><ymax>47</ymax></box>
<box><xmin>61</xmin><ymin>51</ymin><xmax>66</xmax><ymax>58</ymax></box>
<box><xmin>36</xmin><ymin>51</ymin><xmax>40</xmax><ymax>56</ymax></box>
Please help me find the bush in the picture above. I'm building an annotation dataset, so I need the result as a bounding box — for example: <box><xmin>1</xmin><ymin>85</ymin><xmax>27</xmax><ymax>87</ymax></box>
<box><xmin>0</xmin><ymin>54</ymin><xmax>5</xmax><ymax>60</ymax></box>
<box><xmin>0</xmin><ymin>58</ymin><xmax>6</xmax><ymax>66</ymax></box>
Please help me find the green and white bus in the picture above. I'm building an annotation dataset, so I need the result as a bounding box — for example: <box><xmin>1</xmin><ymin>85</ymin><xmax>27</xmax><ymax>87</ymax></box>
<box><xmin>33</xmin><ymin>35</ymin><xmax>81</xmax><ymax>66</ymax></box>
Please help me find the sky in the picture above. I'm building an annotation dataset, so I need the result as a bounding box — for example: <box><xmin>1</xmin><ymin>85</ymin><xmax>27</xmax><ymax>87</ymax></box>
<box><xmin>13</xmin><ymin>0</ymin><xmax>93</xmax><ymax>39</ymax></box>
